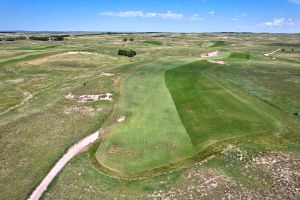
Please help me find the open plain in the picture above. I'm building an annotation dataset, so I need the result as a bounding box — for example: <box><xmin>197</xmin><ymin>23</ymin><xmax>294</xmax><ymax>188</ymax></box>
<box><xmin>0</xmin><ymin>32</ymin><xmax>300</xmax><ymax>200</ymax></box>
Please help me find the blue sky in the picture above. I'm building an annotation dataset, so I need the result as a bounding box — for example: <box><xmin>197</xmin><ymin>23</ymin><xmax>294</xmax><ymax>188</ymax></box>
<box><xmin>0</xmin><ymin>0</ymin><xmax>300</xmax><ymax>32</ymax></box>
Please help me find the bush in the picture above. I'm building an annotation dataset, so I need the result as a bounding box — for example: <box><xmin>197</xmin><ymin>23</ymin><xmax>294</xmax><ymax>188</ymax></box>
<box><xmin>118</xmin><ymin>49</ymin><xmax>137</xmax><ymax>57</ymax></box>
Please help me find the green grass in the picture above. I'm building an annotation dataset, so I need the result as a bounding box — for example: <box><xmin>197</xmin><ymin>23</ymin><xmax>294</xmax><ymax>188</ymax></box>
<box><xmin>143</xmin><ymin>40</ymin><xmax>163</xmax><ymax>45</ymax></box>
<box><xmin>96</xmin><ymin>60</ymin><xmax>196</xmax><ymax>175</ymax></box>
<box><xmin>0</xmin><ymin>52</ymin><xmax>58</xmax><ymax>65</ymax></box>
<box><xmin>0</xmin><ymin>87</ymin><xmax>23</xmax><ymax>113</ymax></box>
<box><xmin>228</xmin><ymin>52</ymin><xmax>250</xmax><ymax>60</ymax></box>
<box><xmin>14</xmin><ymin>45</ymin><xmax>57</xmax><ymax>50</ymax></box>
<box><xmin>0</xmin><ymin>33</ymin><xmax>299</xmax><ymax>200</ymax></box>
<box><xmin>165</xmin><ymin>61</ymin><xmax>283</xmax><ymax>146</ymax></box>
<box><xmin>96</xmin><ymin>60</ymin><xmax>287</xmax><ymax>177</ymax></box>
<box><xmin>211</xmin><ymin>41</ymin><xmax>226</xmax><ymax>47</ymax></box>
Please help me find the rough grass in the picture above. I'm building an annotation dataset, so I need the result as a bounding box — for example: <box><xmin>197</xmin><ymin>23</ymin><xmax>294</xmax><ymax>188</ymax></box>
<box><xmin>0</xmin><ymin>37</ymin><xmax>127</xmax><ymax>199</ymax></box>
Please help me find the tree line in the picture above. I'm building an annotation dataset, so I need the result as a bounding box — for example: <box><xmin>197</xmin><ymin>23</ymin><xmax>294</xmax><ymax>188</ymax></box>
<box><xmin>0</xmin><ymin>36</ymin><xmax>26</xmax><ymax>41</ymax></box>
<box><xmin>29</xmin><ymin>35</ymin><xmax>69</xmax><ymax>41</ymax></box>
<box><xmin>0</xmin><ymin>35</ymin><xmax>70</xmax><ymax>42</ymax></box>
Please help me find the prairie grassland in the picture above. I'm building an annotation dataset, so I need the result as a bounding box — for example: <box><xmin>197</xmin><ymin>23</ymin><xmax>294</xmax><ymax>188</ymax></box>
<box><xmin>0</xmin><ymin>33</ymin><xmax>299</xmax><ymax>200</ymax></box>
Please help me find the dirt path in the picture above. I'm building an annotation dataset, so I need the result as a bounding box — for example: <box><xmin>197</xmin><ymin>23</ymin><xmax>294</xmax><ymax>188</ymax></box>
<box><xmin>264</xmin><ymin>48</ymin><xmax>281</xmax><ymax>56</ymax></box>
<box><xmin>0</xmin><ymin>88</ymin><xmax>33</xmax><ymax>116</ymax></box>
<box><xmin>28</xmin><ymin>131</ymin><xmax>99</xmax><ymax>200</ymax></box>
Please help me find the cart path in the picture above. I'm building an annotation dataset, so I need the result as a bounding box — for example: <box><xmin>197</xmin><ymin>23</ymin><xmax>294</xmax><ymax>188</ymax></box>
<box><xmin>28</xmin><ymin>131</ymin><xmax>99</xmax><ymax>200</ymax></box>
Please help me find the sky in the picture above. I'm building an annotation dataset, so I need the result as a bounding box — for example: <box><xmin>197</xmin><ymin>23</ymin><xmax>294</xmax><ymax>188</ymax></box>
<box><xmin>0</xmin><ymin>0</ymin><xmax>300</xmax><ymax>33</ymax></box>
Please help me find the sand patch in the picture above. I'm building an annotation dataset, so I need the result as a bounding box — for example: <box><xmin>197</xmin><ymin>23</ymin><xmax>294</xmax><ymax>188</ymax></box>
<box><xmin>79</xmin><ymin>93</ymin><xmax>113</xmax><ymax>102</ymax></box>
<box><xmin>100</xmin><ymin>72</ymin><xmax>115</xmax><ymax>77</ymax></box>
<box><xmin>66</xmin><ymin>51</ymin><xmax>99</xmax><ymax>56</ymax></box>
<box><xmin>201</xmin><ymin>51</ymin><xmax>222</xmax><ymax>58</ymax></box>
<box><xmin>117</xmin><ymin>116</ymin><xmax>126</xmax><ymax>123</ymax></box>
<box><xmin>64</xmin><ymin>93</ymin><xmax>75</xmax><ymax>100</ymax></box>
<box><xmin>207</xmin><ymin>60</ymin><xmax>226</xmax><ymax>65</ymax></box>
<box><xmin>65</xmin><ymin>93</ymin><xmax>113</xmax><ymax>102</ymax></box>
<box><xmin>6</xmin><ymin>78</ymin><xmax>25</xmax><ymax>84</ymax></box>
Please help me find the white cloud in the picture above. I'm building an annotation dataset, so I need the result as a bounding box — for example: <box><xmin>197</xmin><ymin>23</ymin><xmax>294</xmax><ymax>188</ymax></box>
<box><xmin>99</xmin><ymin>10</ymin><xmax>183</xmax><ymax>20</ymax></box>
<box><xmin>261</xmin><ymin>18</ymin><xmax>297</xmax><ymax>27</ymax></box>
<box><xmin>288</xmin><ymin>0</ymin><xmax>300</xmax><ymax>4</ymax></box>
<box><xmin>209</xmin><ymin>10</ymin><xmax>215</xmax><ymax>15</ymax></box>
<box><xmin>100</xmin><ymin>11</ymin><xmax>144</xmax><ymax>17</ymax></box>
<box><xmin>262</xmin><ymin>18</ymin><xmax>285</xmax><ymax>27</ymax></box>
<box><xmin>158</xmin><ymin>11</ymin><xmax>184</xmax><ymax>19</ymax></box>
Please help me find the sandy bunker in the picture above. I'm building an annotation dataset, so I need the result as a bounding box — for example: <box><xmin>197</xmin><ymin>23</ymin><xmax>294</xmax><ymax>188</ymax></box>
<box><xmin>201</xmin><ymin>51</ymin><xmax>222</xmax><ymax>58</ymax></box>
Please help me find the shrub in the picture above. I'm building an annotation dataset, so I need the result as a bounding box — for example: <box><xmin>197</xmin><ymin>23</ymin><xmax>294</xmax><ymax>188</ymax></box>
<box><xmin>118</xmin><ymin>49</ymin><xmax>137</xmax><ymax>57</ymax></box>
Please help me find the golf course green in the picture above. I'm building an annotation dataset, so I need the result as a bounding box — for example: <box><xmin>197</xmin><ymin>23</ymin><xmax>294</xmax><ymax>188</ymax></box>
<box><xmin>96</xmin><ymin>60</ymin><xmax>283</xmax><ymax>176</ymax></box>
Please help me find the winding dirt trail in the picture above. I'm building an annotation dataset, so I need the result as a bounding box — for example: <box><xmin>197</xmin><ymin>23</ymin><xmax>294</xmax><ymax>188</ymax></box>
<box><xmin>28</xmin><ymin>131</ymin><xmax>99</xmax><ymax>200</ymax></box>
<box><xmin>0</xmin><ymin>88</ymin><xmax>33</xmax><ymax>116</ymax></box>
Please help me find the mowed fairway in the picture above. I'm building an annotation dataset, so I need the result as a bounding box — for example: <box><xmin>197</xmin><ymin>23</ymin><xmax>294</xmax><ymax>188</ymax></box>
<box><xmin>96</xmin><ymin>60</ymin><xmax>196</xmax><ymax>175</ymax></box>
<box><xmin>97</xmin><ymin>60</ymin><xmax>286</xmax><ymax>176</ymax></box>
<box><xmin>165</xmin><ymin>61</ymin><xmax>282</xmax><ymax>146</ymax></box>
